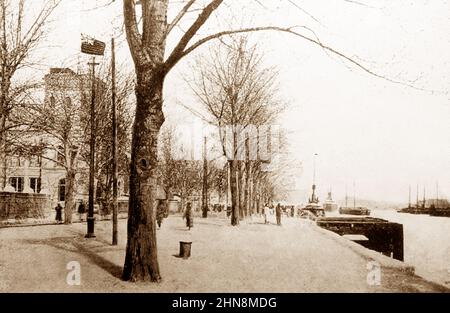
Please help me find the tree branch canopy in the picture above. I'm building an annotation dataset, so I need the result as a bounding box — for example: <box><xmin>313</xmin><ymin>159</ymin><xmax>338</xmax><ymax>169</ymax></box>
<box><xmin>123</xmin><ymin>0</ymin><xmax>144</xmax><ymax>66</ymax></box>
<box><xmin>164</xmin><ymin>0</ymin><xmax>223</xmax><ymax>72</ymax></box>
<box><xmin>179</xmin><ymin>26</ymin><xmax>381</xmax><ymax>79</ymax></box>
<box><xmin>166</xmin><ymin>0</ymin><xmax>197</xmax><ymax>37</ymax></box>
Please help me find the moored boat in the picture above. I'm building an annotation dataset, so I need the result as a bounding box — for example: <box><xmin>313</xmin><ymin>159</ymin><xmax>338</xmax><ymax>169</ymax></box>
<box><xmin>323</xmin><ymin>191</ymin><xmax>338</xmax><ymax>212</ymax></box>
<box><xmin>339</xmin><ymin>206</ymin><xmax>370</xmax><ymax>215</ymax></box>
<box><xmin>339</xmin><ymin>181</ymin><xmax>370</xmax><ymax>216</ymax></box>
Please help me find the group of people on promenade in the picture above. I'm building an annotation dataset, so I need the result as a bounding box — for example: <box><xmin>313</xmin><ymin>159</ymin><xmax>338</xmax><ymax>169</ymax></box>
<box><xmin>54</xmin><ymin>201</ymin><xmax>87</xmax><ymax>223</ymax></box>
<box><xmin>262</xmin><ymin>203</ymin><xmax>283</xmax><ymax>226</ymax></box>
<box><xmin>55</xmin><ymin>199</ymin><xmax>287</xmax><ymax>229</ymax></box>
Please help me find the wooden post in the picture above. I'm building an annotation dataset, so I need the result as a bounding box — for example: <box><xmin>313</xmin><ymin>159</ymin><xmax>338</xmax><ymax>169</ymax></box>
<box><xmin>392</xmin><ymin>224</ymin><xmax>404</xmax><ymax>261</ymax></box>
<box><xmin>202</xmin><ymin>136</ymin><xmax>208</xmax><ymax>218</ymax></box>
<box><xmin>111</xmin><ymin>38</ymin><xmax>118</xmax><ymax>245</ymax></box>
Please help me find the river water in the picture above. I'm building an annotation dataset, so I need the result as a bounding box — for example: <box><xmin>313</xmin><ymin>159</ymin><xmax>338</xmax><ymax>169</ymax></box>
<box><xmin>369</xmin><ymin>209</ymin><xmax>450</xmax><ymax>288</ymax></box>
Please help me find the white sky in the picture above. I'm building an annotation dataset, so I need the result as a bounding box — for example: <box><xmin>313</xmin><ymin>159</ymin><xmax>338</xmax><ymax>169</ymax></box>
<box><xmin>21</xmin><ymin>0</ymin><xmax>450</xmax><ymax>203</ymax></box>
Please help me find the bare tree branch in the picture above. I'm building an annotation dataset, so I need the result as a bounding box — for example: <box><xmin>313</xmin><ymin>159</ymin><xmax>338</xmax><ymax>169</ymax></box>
<box><xmin>177</xmin><ymin>25</ymin><xmax>430</xmax><ymax>91</ymax></box>
<box><xmin>166</xmin><ymin>0</ymin><xmax>197</xmax><ymax>37</ymax></box>
<box><xmin>164</xmin><ymin>0</ymin><xmax>223</xmax><ymax>72</ymax></box>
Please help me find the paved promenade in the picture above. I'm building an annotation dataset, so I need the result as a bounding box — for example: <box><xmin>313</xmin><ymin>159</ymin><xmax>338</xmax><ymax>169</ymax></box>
<box><xmin>0</xmin><ymin>215</ymin><xmax>447</xmax><ymax>292</ymax></box>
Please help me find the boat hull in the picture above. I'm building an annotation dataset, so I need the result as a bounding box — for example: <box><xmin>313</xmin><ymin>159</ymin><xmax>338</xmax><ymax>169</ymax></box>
<box><xmin>339</xmin><ymin>207</ymin><xmax>371</xmax><ymax>216</ymax></box>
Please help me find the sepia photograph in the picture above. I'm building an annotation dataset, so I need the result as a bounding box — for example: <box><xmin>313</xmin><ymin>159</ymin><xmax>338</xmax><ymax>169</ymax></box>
<box><xmin>0</xmin><ymin>0</ymin><xmax>449</xmax><ymax>299</ymax></box>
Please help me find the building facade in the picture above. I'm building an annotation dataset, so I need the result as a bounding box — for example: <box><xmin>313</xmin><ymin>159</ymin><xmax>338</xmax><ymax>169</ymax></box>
<box><xmin>2</xmin><ymin>68</ymin><xmax>127</xmax><ymax>212</ymax></box>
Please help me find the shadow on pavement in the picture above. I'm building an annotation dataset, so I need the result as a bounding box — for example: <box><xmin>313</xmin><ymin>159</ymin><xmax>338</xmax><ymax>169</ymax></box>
<box><xmin>21</xmin><ymin>231</ymin><xmax>123</xmax><ymax>279</ymax></box>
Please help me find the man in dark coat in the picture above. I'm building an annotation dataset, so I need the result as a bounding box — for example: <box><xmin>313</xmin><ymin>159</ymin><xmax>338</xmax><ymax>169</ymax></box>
<box><xmin>183</xmin><ymin>202</ymin><xmax>194</xmax><ymax>230</ymax></box>
<box><xmin>55</xmin><ymin>203</ymin><xmax>63</xmax><ymax>223</ymax></box>
<box><xmin>276</xmin><ymin>203</ymin><xmax>282</xmax><ymax>226</ymax></box>
<box><xmin>78</xmin><ymin>201</ymin><xmax>86</xmax><ymax>221</ymax></box>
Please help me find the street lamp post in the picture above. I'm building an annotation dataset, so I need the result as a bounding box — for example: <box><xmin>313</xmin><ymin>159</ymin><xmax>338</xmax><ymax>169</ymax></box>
<box><xmin>81</xmin><ymin>34</ymin><xmax>105</xmax><ymax>238</ymax></box>
<box><xmin>86</xmin><ymin>56</ymin><xmax>98</xmax><ymax>238</ymax></box>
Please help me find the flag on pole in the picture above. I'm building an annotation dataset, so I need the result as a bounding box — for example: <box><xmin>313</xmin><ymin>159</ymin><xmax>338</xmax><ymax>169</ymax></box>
<box><xmin>81</xmin><ymin>34</ymin><xmax>106</xmax><ymax>56</ymax></box>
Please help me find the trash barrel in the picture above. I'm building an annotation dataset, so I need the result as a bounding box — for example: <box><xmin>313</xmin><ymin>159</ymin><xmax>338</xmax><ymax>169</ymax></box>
<box><xmin>179</xmin><ymin>241</ymin><xmax>192</xmax><ymax>259</ymax></box>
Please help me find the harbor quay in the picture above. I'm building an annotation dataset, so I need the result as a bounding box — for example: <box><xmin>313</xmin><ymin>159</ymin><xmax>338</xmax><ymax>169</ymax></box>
<box><xmin>0</xmin><ymin>215</ymin><xmax>447</xmax><ymax>293</ymax></box>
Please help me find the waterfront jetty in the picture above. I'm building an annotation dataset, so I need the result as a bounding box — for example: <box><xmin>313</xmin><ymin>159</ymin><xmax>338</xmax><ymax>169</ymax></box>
<box><xmin>316</xmin><ymin>217</ymin><xmax>404</xmax><ymax>261</ymax></box>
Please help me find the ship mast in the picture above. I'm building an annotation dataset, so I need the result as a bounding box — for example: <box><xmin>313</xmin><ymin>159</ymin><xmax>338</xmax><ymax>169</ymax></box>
<box><xmin>408</xmin><ymin>185</ymin><xmax>411</xmax><ymax>209</ymax></box>
<box><xmin>309</xmin><ymin>153</ymin><xmax>318</xmax><ymax>204</ymax></box>
<box><xmin>422</xmin><ymin>186</ymin><xmax>426</xmax><ymax>209</ymax></box>
<box><xmin>436</xmin><ymin>181</ymin><xmax>439</xmax><ymax>207</ymax></box>
<box><xmin>353</xmin><ymin>181</ymin><xmax>356</xmax><ymax>209</ymax></box>
<box><xmin>416</xmin><ymin>184</ymin><xmax>419</xmax><ymax>209</ymax></box>
<box><xmin>345</xmin><ymin>184</ymin><xmax>348</xmax><ymax>208</ymax></box>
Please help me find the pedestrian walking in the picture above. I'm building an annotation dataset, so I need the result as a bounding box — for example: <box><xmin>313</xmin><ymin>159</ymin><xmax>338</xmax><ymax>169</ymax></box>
<box><xmin>183</xmin><ymin>202</ymin><xmax>194</xmax><ymax>230</ymax></box>
<box><xmin>156</xmin><ymin>200</ymin><xmax>165</xmax><ymax>229</ymax></box>
<box><xmin>276</xmin><ymin>203</ymin><xmax>282</xmax><ymax>226</ymax></box>
<box><xmin>263</xmin><ymin>204</ymin><xmax>269</xmax><ymax>224</ymax></box>
<box><xmin>55</xmin><ymin>203</ymin><xmax>63</xmax><ymax>223</ymax></box>
<box><xmin>78</xmin><ymin>201</ymin><xmax>86</xmax><ymax>221</ymax></box>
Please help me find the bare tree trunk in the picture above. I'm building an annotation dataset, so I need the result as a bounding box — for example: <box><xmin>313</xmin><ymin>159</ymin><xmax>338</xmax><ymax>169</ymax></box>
<box><xmin>256</xmin><ymin>178</ymin><xmax>261</xmax><ymax>214</ymax></box>
<box><xmin>0</xmin><ymin>111</ymin><xmax>8</xmax><ymax>189</ymax></box>
<box><xmin>244</xmin><ymin>161</ymin><xmax>250</xmax><ymax>217</ymax></box>
<box><xmin>64</xmin><ymin>169</ymin><xmax>76</xmax><ymax>224</ymax></box>
<box><xmin>238</xmin><ymin>161</ymin><xmax>244</xmax><ymax>220</ymax></box>
<box><xmin>180</xmin><ymin>196</ymin><xmax>185</xmax><ymax>214</ymax></box>
<box><xmin>229</xmin><ymin>160</ymin><xmax>239</xmax><ymax>226</ymax></box>
<box><xmin>122</xmin><ymin>75</ymin><xmax>164</xmax><ymax>282</ymax></box>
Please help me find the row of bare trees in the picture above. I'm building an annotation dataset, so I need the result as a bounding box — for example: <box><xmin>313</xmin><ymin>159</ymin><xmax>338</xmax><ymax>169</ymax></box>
<box><xmin>186</xmin><ymin>37</ymin><xmax>287</xmax><ymax>225</ymax></box>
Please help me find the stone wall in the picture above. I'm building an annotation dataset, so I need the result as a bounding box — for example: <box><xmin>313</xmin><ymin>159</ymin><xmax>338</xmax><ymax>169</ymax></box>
<box><xmin>0</xmin><ymin>192</ymin><xmax>52</xmax><ymax>221</ymax></box>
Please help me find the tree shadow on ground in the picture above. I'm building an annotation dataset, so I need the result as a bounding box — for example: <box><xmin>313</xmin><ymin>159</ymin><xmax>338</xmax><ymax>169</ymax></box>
<box><xmin>21</xmin><ymin>230</ymin><xmax>123</xmax><ymax>279</ymax></box>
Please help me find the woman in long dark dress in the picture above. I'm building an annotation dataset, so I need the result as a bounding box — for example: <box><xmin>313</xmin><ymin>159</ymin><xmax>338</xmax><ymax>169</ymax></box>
<box><xmin>55</xmin><ymin>203</ymin><xmax>63</xmax><ymax>223</ymax></box>
<box><xmin>183</xmin><ymin>202</ymin><xmax>194</xmax><ymax>230</ymax></box>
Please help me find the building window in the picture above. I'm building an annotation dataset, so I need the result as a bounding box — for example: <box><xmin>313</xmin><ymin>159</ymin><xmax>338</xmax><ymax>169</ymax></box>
<box><xmin>30</xmin><ymin>178</ymin><xmax>41</xmax><ymax>193</ymax></box>
<box><xmin>9</xmin><ymin>156</ymin><xmax>19</xmax><ymax>167</ymax></box>
<box><xmin>59</xmin><ymin>178</ymin><xmax>65</xmax><ymax>202</ymax></box>
<box><xmin>29</xmin><ymin>155</ymin><xmax>40</xmax><ymax>167</ymax></box>
<box><xmin>18</xmin><ymin>156</ymin><xmax>25</xmax><ymax>167</ymax></box>
<box><xmin>9</xmin><ymin>177</ymin><xmax>24</xmax><ymax>192</ymax></box>
<box><xmin>56</xmin><ymin>146</ymin><xmax>65</xmax><ymax>166</ymax></box>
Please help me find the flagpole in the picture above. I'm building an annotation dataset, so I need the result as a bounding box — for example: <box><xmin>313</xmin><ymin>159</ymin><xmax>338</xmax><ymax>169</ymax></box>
<box><xmin>81</xmin><ymin>34</ymin><xmax>105</xmax><ymax>239</ymax></box>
